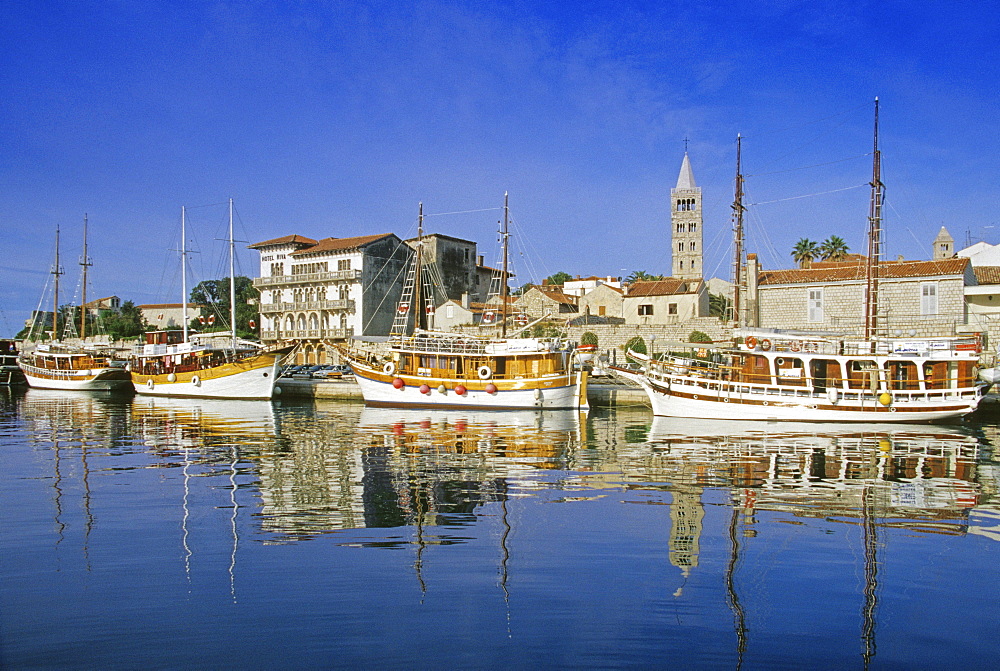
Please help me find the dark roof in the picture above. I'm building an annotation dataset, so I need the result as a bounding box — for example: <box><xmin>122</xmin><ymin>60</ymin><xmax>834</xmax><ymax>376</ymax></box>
<box><xmin>626</xmin><ymin>278</ymin><xmax>701</xmax><ymax>297</ymax></box>
<box><xmin>760</xmin><ymin>258</ymin><xmax>969</xmax><ymax>285</ymax></box>
<box><xmin>248</xmin><ymin>234</ymin><xmax>318</xmax><ymax>250</ymax></box>
<box><xmin>290</xmin><ymin>233</ymin><xmax>396</xmax><ymax>256</ymax></box>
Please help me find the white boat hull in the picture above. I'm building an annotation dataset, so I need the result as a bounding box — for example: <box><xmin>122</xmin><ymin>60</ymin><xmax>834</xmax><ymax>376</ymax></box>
<box><xmin>133</xmin><ymin>358</ymin><xmax>280</xmax><ymax>399</ymax></box>
<box><xmin>615</xmin><ymin>368</ymin><xmax>980</xmax><ymax>423</ymax></box>
<box><xmin>351</xmin><ymin>367</ymin><xmax>583</xmax><ymax>410</ymax></box>
<box><xmin>20</xmin><ymin>366</ymin><xmax>132</xmax><ymax>392</ymax></box>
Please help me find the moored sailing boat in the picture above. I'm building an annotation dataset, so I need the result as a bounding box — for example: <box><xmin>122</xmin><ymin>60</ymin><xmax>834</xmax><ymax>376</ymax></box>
<box><xmin>613</xmin><ymin>100</ymin><xmax>983</xmax><ymax>422</ymax></box>
<box><xmin>18</xmin><ymin>218</ymin><xmax>131</xmax><ymax>391</ymax></box>
<box><xmin>130</xmin><ymin>200</ymin><xmax>287</xmax><ymax>399</ymax></box>
<box><xmin>342</xmin><ymin>196</ymin><xmax>589</xmax><ymax>410</ymax></box>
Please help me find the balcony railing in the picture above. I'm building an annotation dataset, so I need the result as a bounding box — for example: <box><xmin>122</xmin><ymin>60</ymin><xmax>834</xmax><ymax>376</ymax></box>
<box><xmin>258</xmin><ymin>299</ymin><xmax>355</xmax><ymax>314</ymax></box>
<box><xmin>253</xmin><ymin>269</ymin><xmax>361</xmax><ymax>287</ymax></box>
<box><xmin>261</xmin><ymin>328</ymin><xmax>354</xmax><ymax>341</ymax></box>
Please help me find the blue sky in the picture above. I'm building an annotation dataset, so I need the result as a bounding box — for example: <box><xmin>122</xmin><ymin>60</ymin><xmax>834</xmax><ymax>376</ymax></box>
<box><xmin>2</xmin><ymin>1</ymin><xmax>998</xmax><ymax>336</ymax></box>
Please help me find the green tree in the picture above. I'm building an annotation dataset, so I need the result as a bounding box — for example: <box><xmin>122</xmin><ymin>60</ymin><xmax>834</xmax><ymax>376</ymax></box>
<box><xmin>626</xmin><ymin>270</ymin><xmax>664</xmax><ymax>283</ymax></box>
<box><xmin>190</xmin><ymin>276</ymin><xmax>260</xmax><ymax>338</ymax></box>
<box><xmin>689</xmin><ymin>330</ymin><xmax>712</xmax><ymax>343</ymax></box>
<box><xmin>818</xmin><ymin>235</ymin><xmax>850</xmax><ymax>261</ymax></box>
<box><xmin>545</xmin><ymin>271</ymin><xmax>572</xmax><ymax>286</ymax></box>
<box><xmin>791</xmin><ymin>238</ymin><xmax>819</xmax><ymax>268</ymax></box>
<box><xmin>624</xmin><ymin>335</ymin><xmax>646</xmax><ymax>363</ymax></box>
<box><xmin>709</xmin><ymin>292</ymin><xmax>731</xmax><ymax>318</ymax></box>
<box><xmin>580</xmin><ymin>331</ymin><xmax>599</xmax><ymax>347</ymax></box>
<box><xmin>101</xmin><ymin>301</ymin><xmax>147</xmax><ymax>340</ymax></box>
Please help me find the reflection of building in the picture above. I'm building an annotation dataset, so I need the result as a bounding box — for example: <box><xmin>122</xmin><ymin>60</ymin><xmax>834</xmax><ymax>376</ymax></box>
<box><xmin>669</xmin><ymin>488</ymin><xmax>704</xmax><ymax>577</ymax></box>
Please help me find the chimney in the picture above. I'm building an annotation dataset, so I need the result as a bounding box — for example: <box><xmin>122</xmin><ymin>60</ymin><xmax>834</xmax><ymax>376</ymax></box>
<box><xmin>477</xmin><ymin>255</ymin><xmax>484</xmax><ymax>266</ymax></box>
<box><xmin>461</xmin><ymin>293</ymin><xmax>470</xmax><ymax>309</ymax></box>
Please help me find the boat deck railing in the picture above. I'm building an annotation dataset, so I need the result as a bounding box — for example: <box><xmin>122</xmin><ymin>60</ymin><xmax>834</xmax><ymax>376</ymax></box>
<box><xmin>643</xmin><ymin>356</ymin><xmax>979</xmax><ymax>402</ymax></box>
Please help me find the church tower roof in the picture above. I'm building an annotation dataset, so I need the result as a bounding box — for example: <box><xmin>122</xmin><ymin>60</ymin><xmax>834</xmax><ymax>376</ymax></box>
<box><xmin>675</xmin><ymin>152</ymin><xmax>696</xmax><ymax>189</ymax></box>
<box><xmin>934</xmin><ymin>226</ymin><xmax>954</xmax><ymax>243</ymax></box>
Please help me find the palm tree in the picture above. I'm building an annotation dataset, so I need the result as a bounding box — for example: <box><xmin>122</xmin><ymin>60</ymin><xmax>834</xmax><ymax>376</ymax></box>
<box><xmin>627</xmin><ymin>270</ymin><xmax>664</xmax><ymax>283</ymax></box>
<box><xmin>791</xmin><ymin>238</ymin><xmax>819</xmax><ymax>269</ymax></box>
<box><xmin>819</xmin><ymin>235</ymin><xmax>850</xmax><ymax>261</ymax></box>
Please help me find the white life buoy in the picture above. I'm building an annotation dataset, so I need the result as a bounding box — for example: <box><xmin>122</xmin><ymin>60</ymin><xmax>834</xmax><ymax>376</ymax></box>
<box><xmin>191</xmin><ymin>375</ymin><xmax>201</xmax><ymax>387</ymax></box>
<box><xmin>146</xmin><ymin>379</ymin><xmax>154</xmax><ymax>390</ymax></box>
<box><xmin>478</xmin><ymin>365</ymin><xmax>492</xmax><ymax>380</ymax></box>
<box><xmin>383</xmin><ymin>362</ymin><xmax>395</xmax><ymax>375</ymax></box>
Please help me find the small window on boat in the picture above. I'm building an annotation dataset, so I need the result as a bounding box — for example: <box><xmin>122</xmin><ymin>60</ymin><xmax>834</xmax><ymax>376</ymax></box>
<box><xmin>847</xmin><ymin>360</ymin><xmax>879</xmax><ymax>389</ymax></box>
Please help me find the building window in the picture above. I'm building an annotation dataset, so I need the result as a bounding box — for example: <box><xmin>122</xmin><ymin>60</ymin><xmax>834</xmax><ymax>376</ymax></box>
<box><xmin>668</xmin><ymin>303</ymin><xmax>678</xmax><ymax>315</ymax></box>
<box><xmin>921</xmin><ymin>283</ymin><xmax>938</xmax><ymax>315</ymax></box>
<box><xmin>639</xmin><ymin>304</ymin><xmax>654</xmax><ymax>316</ymax></box>
<box><xmin>678</xmin><ymin>242</ymin><xmax>685</xmax><ymax>252</ymax></box>
<box><xmin>808</xmin><ymin>288</ymin><xmax>824</xmax><ymax>322</ymax></box>
<box><xmin>679</xmin><ymin>261</ymin><xmax>684</xmax><ymax>270</ymax></box>
<box><xmin>446</xmin><ymin>304</ymin><xmax>455</xmax><ymax>319</ymax></box>
<box><xmin>338</xmin><ymin>259</ymin><xmax>351</xmax><ymax>271</ymax></box>
<box><xmin>676</xmin><ymin>224</ymin><xmax>684</xmax><ymax>233</ymax></box>
<box><xmin>688</xmin><ymin>223</ymin><xmax>697</xmax><ymax>232</ymax></box>
<box><xmin>690</xmin><ymin>242</ymin><xmax>696</xmax><ymax>251</ymax></box>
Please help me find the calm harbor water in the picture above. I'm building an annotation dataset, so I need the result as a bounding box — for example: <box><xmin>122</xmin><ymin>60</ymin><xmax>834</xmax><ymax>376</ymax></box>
<box><xmin>2</xmin><ymin>387</ymin><xmax>999</xmax><ymax>669</ymax></box>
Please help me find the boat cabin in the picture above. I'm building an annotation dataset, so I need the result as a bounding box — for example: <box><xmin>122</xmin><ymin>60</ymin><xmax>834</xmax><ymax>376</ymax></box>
<box><xmin>144</xmin><ymin>330</ymin><xmax>188</xmax><ymax>346</ymax></box>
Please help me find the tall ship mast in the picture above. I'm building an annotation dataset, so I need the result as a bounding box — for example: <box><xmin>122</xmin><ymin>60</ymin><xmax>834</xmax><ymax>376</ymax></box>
<box><xmin>611</xmin><ymin>100</ymin><xmax>982</xmax><ymax>422</ymax></box>
<box><xmin>130</xmin><ymin>200</ymin><xmax>290</xmax><ymax>399</ymax></box>
<box><xmin>19</xmin><ymin>219</ymin><xmax>131</xmax><ymax>391</ymax></box>
<box><xmin>341</xmin><ymin>194</ymin><xmax>589</xmax><ymax>410</ymax></box>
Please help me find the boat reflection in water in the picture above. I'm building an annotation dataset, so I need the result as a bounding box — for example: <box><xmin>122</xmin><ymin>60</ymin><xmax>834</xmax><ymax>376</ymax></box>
<box><xmin>6</xmin><ymin>387</ymin><xmax>1000</xmax><ymax>667</ymax></box>
<box><xmin>253</xmin><ymin>405</ymin><xmax>583</xmax><ymax>542</ymax></box>
<box><xmin>624</xmin><ymin>416</ymin><xmax>988</xmax><ymax>669</ymax></box>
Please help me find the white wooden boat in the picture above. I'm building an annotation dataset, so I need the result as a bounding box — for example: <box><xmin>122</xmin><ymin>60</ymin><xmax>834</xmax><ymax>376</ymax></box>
<box><xmin>131</xmin><ymin>200</ymin><xmax>288</xmax><ymax>399</ymax></box>
<box><xmin>615</xmin><ymin>100</ymin><xmax>983</xmax><ymax>423</ymax></box>
<box><xmin>342</xmin><ymin>196</ymin><xmax>588</xmax><ymax>411</ymax></box>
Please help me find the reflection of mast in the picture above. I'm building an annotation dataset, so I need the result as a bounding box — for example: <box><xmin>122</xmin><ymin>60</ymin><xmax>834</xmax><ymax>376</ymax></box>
<box><xmin>726</xmin><ymin>505</ymin><xmax>747</xmax><ymax>670</ymax></box>
<box><xmin>499</xmin><ymin>496</ymin><xmax>511</xmax><ymax>608</ymax></box>
<box><xmin>229</xmin><ymin>444</ymin><xmax>240</xmax><ymax>603</ymax></box>
<box><xmin>861</xmin><ymin>485</ymin><xmax>879</xmax><ymax>669</ymax></box>
<box><xmin>182</xmin><ymin>445</ymin><xmax>193</xmax><ymax>586</ymax></box>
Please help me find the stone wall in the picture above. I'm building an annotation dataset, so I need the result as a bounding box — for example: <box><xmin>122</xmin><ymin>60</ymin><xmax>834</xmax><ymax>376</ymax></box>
<box><xmin>561</xmin><ymin>316</ymin><xmax>731</xmax><ymax>353</ymax></box>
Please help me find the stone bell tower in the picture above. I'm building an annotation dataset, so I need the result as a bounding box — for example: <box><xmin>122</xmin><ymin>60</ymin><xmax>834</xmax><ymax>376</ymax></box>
<box><xmin>671</xmin><ymin>149</ymin><xmax>703</xmax><ymax>280</ymax></box>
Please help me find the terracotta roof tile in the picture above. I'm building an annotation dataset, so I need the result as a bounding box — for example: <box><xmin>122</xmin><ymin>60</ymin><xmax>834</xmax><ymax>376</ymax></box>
<box><xmin>625</xmin><ymin>279</ymin><xmax>701</xmax><ymax>297</ymax></box>
<box><xmin>760</xmin><ymin>258</ymin><xmax>969</xmax><ymax>285</ymax></box>
<box><xmin>974</xmin><ymin>266</ymin><xmax>1000</xmax><ymax>285</ymax></box>
<box><xmin>290</xmin><ymin>233</ymin><xmax>395</xmax><ymax>255</ymax></box>
<box><xmin>248</xmin><ymin>234</ymin><xmax>318</xmax><ymax>249</ymax></box>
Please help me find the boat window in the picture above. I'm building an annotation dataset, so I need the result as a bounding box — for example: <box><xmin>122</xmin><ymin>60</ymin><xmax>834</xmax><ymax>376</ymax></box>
<box><xmin>888</xmin><ymin>360</ymin><xmax>919</xmax><ymax>390</ymax></box>
<box><xmin>809</xmin><ymin>359</ymin><xmax>842</xmax><ymax>391</ymax></box>
<box><xmin>847</xmin><ymin>360</ymin><xmax>879</xmax><ymax>390</ymax></box>
<box><xmin>775</xmin><ymin>357</ymin><xmax>805</xmax><ymax>385</ymax></box>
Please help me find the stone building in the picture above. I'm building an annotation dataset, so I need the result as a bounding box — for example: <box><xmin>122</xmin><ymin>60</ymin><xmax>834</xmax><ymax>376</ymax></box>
<box><xmin>671</xmin><ymin>151</ymin><xmax>703</xmax><ymax>280</ymax></box>
<box><xmin>577</xmin><ymin>283</ymin><xmax>624</xmax><ymax>320</ymax></box>
<box><xmin>622</xmin><ymin>279</ymin><xmax>709</xmax><ymax>325</ymax></box>
<box><xmin>405</xmin><ymin>233</ymin><xmax>491</xmax><ymax>303</ymax></box>
<box><xmin>515</xmin><ymin>284</ymin><xmax>578</xmax><ymax>318</ymax></box>
<box><xmin>250</xmin><ymin>233</ymin><xmax>412</xmax><ymax>363</ymax></box>
<box><xmin>747</xmin><ymin>255</ymin><xmax>974</xmax><ymax>337</ymax></box>
<box><xmin>138</xmin><ymin>303</ymin><xmax>204</xmax><ymax>330</ymax></box>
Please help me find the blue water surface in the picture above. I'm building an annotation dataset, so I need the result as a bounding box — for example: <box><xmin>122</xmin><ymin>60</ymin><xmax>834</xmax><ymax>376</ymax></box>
<box><xmin>2</xmin><ymin>388</ymin><xmax>999</xmax><ymax>669</ymax></box>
